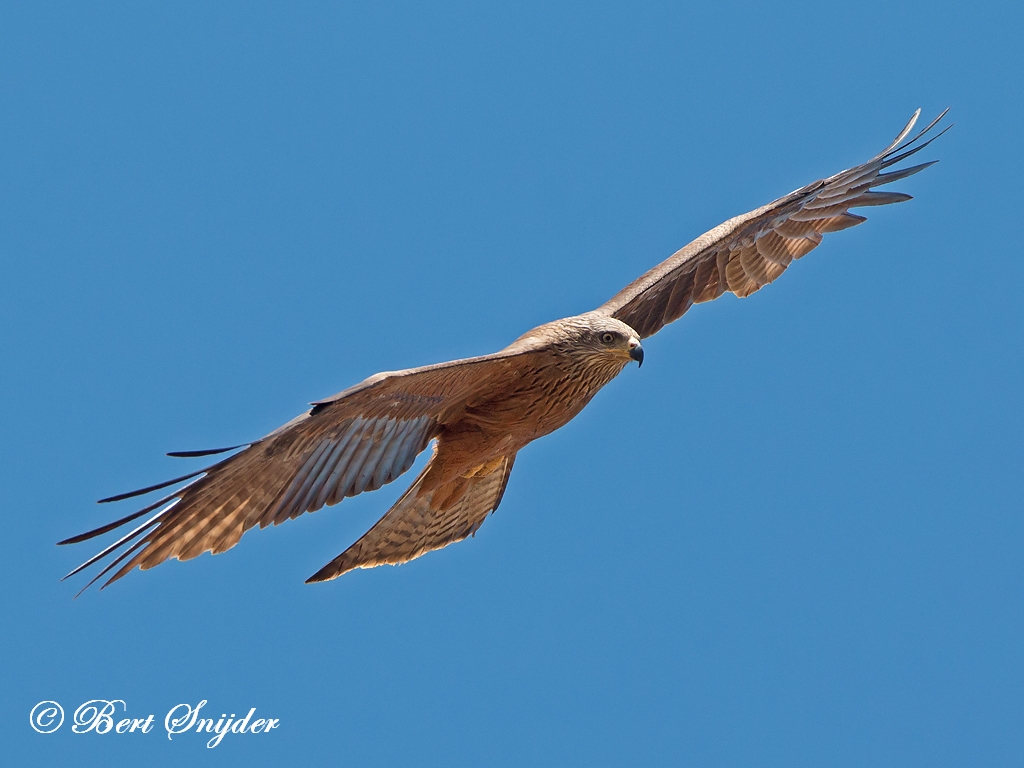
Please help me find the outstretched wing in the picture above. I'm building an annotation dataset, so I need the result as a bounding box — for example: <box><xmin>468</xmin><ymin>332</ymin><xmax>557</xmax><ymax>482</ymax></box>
<box><xmin>60</xmin><ymin>350</ymin><xmax>536</xmax><ymax>594</ymax></box>
<box><xmin>596</xmin><ymin>109</ymin><xmax>949</xmax><ymax>338</ymax></box>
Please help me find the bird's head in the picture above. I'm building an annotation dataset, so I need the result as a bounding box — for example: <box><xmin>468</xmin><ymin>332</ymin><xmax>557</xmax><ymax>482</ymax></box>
<box><xmin>540</xmin><ymin>314</ymin><xmax>644</xmax><ymax>369</ymax></box>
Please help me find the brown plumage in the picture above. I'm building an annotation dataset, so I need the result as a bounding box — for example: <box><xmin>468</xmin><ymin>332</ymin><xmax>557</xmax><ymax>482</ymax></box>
<box><xmin>60</xmin><ymin>109</ymin><xmax>948</xmax><ymax>594</ymax></box>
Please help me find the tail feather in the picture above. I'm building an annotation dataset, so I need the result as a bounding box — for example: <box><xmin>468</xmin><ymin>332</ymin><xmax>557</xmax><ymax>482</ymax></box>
<box><xmin>306</xmin><ymin>453</ymin><xmax>516</xmax><ymax>583</ymax></box>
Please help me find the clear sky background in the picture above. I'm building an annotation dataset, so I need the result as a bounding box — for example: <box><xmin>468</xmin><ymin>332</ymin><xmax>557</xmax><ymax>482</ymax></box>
<box><xmin>2</xmin><ymin>1</ymin><xmax>1021</xmax><ymax>765</ymax></box>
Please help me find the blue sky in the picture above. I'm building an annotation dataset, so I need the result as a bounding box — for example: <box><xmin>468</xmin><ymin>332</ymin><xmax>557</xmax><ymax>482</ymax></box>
<box><xmin>2</xmin><ymin>1</ymin><xmax>1022</xmax><ymax>765</ymax></box>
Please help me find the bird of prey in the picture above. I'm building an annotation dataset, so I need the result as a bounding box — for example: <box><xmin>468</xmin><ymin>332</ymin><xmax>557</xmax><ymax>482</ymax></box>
<box><xmin>61</xmin><ymin>109</ymin><xmax>948</xmax><ymax>594</ymax></box>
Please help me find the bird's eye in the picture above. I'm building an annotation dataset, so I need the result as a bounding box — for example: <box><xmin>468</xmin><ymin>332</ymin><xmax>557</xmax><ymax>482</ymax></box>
<box><xmin>600</xmin><ymin>332</ymin><xmax>616</xmax><ymax>344</ymax></box>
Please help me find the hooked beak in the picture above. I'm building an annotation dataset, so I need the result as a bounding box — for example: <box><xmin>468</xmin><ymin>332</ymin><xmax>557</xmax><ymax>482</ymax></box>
<box><xmin>628</xmin><ymin>339</ymin><xmax>644</xmax><ymax>367</ymax></box>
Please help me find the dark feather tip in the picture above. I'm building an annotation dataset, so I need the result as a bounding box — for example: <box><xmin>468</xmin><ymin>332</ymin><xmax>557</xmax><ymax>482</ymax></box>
<box><xmin>166</xmin><ymin>444</ymin><xmax>246</xmax><ymax>458</ymax></box>
<box><xmin>97</xmin><ymin>468</ymin><xmax>207</xmax><ymax>503</ymax></box>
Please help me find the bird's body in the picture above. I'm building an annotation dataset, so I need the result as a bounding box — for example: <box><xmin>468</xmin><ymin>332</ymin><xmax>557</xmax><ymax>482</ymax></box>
<box><xmin>61</xmin><ymin>109</ymin><xmax>949</xmax><ymax>594</ymax></box>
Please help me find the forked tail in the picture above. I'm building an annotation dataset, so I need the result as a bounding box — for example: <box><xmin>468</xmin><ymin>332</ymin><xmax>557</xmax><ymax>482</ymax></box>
<box><xmin>306</xmin><ymin>452</ymin><xmax>517</xmax><ymax>582</ymax></box>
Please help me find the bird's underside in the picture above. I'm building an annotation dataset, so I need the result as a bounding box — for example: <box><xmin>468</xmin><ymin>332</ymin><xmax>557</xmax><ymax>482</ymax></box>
<box><xmin>61</xmin><ymin>109</ymin><xmax>949</xmax><ymax>595</ymax></box>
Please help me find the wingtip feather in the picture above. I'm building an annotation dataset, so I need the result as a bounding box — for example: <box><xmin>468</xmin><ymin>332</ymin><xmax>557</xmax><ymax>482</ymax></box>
<box><xmin>894</xmin><ymin>108</ymin><xmax>921</xmax><ymax>146</ymax></box>
<box><xmin>166</xmin><ymin>444</ymin><xmax>246</xmax><ymax>458</ymax></box>
<box><xmin>98</xmin><ymin>468</ymin><xmax>207</xmax><ymax>503</ymax></box>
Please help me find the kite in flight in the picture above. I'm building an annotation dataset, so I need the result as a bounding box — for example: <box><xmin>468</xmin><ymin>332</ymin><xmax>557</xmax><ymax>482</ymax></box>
<box><xmin>61</xmin><ymin>109</ymin><xmax>948</xmax><ymax>594</ymax></box>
